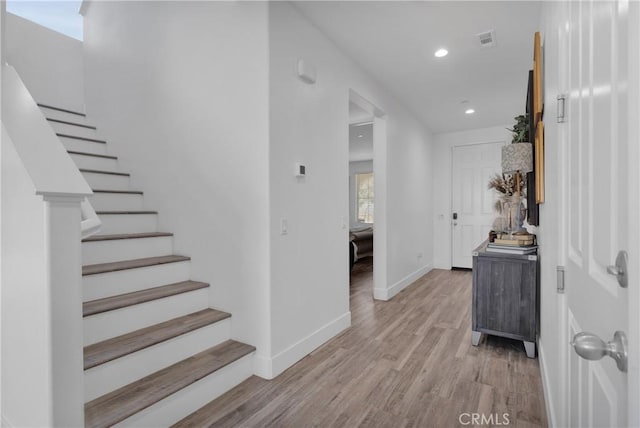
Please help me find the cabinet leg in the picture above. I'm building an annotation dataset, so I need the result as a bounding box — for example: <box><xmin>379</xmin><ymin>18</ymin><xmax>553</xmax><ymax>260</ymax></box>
<box><xmin>524</xmin><ymin>341</ymin><xmax>536</xmax><ymax>358</ymax></box>
<box><xmin>471</xmin><ymin>331</ymin><xmax>482</xmax><ymax>346</ymax></box>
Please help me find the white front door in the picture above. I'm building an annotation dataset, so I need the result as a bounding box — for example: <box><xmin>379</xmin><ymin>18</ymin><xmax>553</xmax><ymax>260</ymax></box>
<box><xmin>451</xmin><ymin>142</ymin><xmax>504</xmax><ymax>268</ymax></box>
<box><xmin>563</xmin><ymin>0</ymin><xmax>640</xmax><ymax>426</ymax></box>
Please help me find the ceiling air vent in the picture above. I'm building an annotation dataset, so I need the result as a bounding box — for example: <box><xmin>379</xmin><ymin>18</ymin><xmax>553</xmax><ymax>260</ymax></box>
<box><xmin>477</xmin><ymin>30</ymin><xmax>496</xmax><ymax>48</ymax></box>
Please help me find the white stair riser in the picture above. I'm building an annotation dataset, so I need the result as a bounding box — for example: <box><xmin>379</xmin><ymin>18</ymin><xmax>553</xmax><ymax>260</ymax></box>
<box><xmin>97</xmin><ymin>213</ymin><xmax>157</xmax><ymax>235</ymax></box>
<box><xmin>88</xmin><ymin>192</ymin><xmax>144</xmax><ymax>212</ymax></box>
<box><xmin>69</xmin><ymin>153</ymin><xmax>118</xmax><ymax>171</ymax></box>
<box><xmin>84</xmin><ymin>319</ymin><xmax>230</xmax><ymax>402</ymax></box>
<box><xmin>113</xmin><ymin>353</ymin><xmax>254</xmax><ymax>428</ymax></box>
<box><xmin>47</xmin><ymin>121</ymin><xmax>99</xmax><ymax>139</ymax></box>
<box><xmin>84</xmin><ymin>288</ymin><xmax>210</xmax><ymax>345</ymax></box>
<box><xmin>83</xmin><ymin>261</ymin><xmax>191</xmax><ymax>301</ymax></box>
<box><xmin>59</xmin><ymin>137</ymin><xmax>108</xmax><ymax>155</ymax></box>
<box><xmin>39</xmin><ymin>107</ymin><xmax>91</xmax><ymax>124</ymax></box>
<box><xmin>82</xmin><ymin>171</ymin><xmax>131</xmax><ymax>191</ymax></box>
<box><xmin>82</xmin><ymin>235</ymin><xmax>171</xmax><ymax>265</ymax></box>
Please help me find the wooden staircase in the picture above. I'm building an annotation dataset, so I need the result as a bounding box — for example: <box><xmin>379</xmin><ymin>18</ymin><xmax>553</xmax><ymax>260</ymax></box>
<box><xmin>40</xmin><ymin>104</ymin><xmax>255</xmax><ymax>427</ymax></box>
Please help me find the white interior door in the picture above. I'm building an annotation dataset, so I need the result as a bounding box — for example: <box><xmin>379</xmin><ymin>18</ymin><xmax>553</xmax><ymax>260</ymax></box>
<box><xmin>451</xmin><ymin>142</ymin><xmax>503</xmax><ymax>268</ymax></box>
<box><xmin>563</xmin><ymin>1</ymin><xmax>639</xmax><ymax>426</ymax></box>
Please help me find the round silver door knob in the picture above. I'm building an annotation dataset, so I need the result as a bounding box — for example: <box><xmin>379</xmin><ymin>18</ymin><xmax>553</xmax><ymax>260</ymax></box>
<box><xmin>571</xmin><ymin>331</ymin><xmax>628</xmax><ymax>372</ymax></box>
<box><xmin>571</xmin><ymin>332</ymin><xmax>607</xmax><ymax>360</ymax></box>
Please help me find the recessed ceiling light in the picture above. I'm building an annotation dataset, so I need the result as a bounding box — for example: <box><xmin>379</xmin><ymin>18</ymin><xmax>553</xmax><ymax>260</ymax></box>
<box><xmin>434</xmin><ymin>48</ymin><xmax>448</xmax><ymax>58</ymax></box>
<box><xmin>465</xmin><ymin>109</ymin><xmax>475</xmax><ymax>114</ymax></box>
<box><xmin>358</xmin><ymin>134</ymin><xmax>363</xmax><ymax>138</ymax></box>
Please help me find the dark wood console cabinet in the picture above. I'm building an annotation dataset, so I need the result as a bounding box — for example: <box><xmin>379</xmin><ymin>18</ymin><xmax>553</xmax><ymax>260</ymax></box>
<box><xmin>471</xmin><ymin>243</ymin><xmax>539</xmax><ymax>358</ymax></box>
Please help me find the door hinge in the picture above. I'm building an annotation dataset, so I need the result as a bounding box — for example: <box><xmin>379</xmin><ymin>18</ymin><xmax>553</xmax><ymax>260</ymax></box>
<box><xmin>557</xmin><ymin>266</ymin><xmax>565</xmax><ymax>293</ymax></box>
<box><xmin>557</xmin><ymin>94</ymin><xmax>567</xmax><ymax>123</ymax></box>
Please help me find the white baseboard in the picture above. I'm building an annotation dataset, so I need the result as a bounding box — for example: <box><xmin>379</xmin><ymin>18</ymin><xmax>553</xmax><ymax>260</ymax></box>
<box><xmin>433</xmin><ymin>261</ymin><xmax>452</xmax><ymax>270</ymax></box>
<box><xmin>538</xmin><ymin>340</ymin><xmax>557</xmax><ymax>428</ymax></box>
<box><xmin>252</xmin><ymin>353</ymin><xmax>273</xmax><ymax>379</ymax></box>
<box><xmin>374</xmin><ymin>263</ymin><xmax>433</xmax><ymax>301</ymax></box>
<box><xmin>253</xmin><ymin>311</ymin><xmax>351</xmax><ymax>380</ymax></box>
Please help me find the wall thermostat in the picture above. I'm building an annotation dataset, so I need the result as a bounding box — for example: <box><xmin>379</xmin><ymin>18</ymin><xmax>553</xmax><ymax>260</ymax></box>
<box><xmin>295</xmin><ymin>163</ymin><xmax>306</xmax><ymax>177</ymax></box>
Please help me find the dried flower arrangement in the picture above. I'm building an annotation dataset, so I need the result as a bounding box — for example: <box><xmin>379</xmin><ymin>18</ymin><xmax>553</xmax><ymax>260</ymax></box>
<box><xmin>488</xmin><ymin>173</ymin><xmax>526</xmax><ymax>214</ymax></box>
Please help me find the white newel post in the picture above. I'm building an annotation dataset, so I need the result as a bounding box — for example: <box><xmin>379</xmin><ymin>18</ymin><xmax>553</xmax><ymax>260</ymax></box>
<box><xmin>43</xmin><ymin>195</ymin><xmax>85</xmax><ymax>427</ymax></box>
<box><xmin>3</xmin><ymin>65</ymin><xmax>94</xmax><ymax>426</ymax></box>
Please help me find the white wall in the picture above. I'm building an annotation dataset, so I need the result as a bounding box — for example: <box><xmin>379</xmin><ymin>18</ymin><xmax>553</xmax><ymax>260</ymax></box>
<box><xmin>432</xmin><ymin>125</ymin><xmax>511</xmax><ymax>269</ymax></box>
<box><xmin>5</xmin><ymin>13</ymin><xmax>84</xmax><ymax>112</ymax></box>
<box><xmin>82</xmin><ymin>0</ymin><xmax>434</xmax><ymax>380</ymax></box>
<box><xmin>268</xmin><ymin>2</ymin><xmax>434</xmax><ymax>376</ymax></box>
<box><xmin>82</xmin><ymin>1</ymin><xmax>272</xmax><ymax>366</ymax></box>
<box><xmin>349</xmin><ymin>160</ymin><xmax>373</xmax><ymax>228</ymax></box>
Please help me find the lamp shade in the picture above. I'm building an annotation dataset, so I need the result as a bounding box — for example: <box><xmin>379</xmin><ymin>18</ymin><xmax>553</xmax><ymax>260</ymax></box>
<box><xmin>502</xmin><ymin>143</ymin><xmax>533</xmax><ymax>174</ymax></box>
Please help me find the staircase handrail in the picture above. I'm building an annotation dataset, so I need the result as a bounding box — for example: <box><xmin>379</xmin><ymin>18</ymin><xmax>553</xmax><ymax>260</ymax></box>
<box><xmin>2</xmin><ymin>64</ymin><xmax>100</xmax><ymax>237</ymax></box>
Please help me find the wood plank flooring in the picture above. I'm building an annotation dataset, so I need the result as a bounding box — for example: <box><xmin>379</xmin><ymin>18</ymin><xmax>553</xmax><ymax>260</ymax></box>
<box><xmin>174</xmin><ymin>258</ymin><xmax>547</xmax><ymax>427</ymax></box>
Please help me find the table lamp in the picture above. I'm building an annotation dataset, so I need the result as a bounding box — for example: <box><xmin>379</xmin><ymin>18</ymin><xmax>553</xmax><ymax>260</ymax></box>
<box><xmin>501</xmin><ymin>143</ymin><xmax>533</xmax><ymax>233</ymax></box>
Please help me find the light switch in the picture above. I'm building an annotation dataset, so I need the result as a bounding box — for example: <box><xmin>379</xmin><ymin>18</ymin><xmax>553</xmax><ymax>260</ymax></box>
<box><xmin>280</xmin><ymin>218</ymin><xmax>288</xmax><ymax>235</ymax></box>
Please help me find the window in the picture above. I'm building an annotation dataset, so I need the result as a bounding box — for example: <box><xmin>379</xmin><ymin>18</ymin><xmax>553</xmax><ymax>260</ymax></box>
<box><xmin>7</xmin><ymin>1</ymin><xmax>83</xmax><ymax>41</ymax></box>
<box><xmin>356</xmin><ymin>172</ymin><xmax>374</xmax><ymax>224</ymax></box>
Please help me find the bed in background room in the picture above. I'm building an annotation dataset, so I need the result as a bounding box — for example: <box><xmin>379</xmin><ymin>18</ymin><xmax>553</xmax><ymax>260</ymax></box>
<box><xmin>350</xmin><ymin>226</ymin><xmax>373</xmax><ymax>270</ymax></box>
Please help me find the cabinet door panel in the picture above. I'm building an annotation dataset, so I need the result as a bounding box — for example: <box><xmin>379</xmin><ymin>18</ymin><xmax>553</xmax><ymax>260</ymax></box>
<box><xmin>473</xmin><ymin>256</ymin><xmax>536</xmax><ymax>340</ymax></box>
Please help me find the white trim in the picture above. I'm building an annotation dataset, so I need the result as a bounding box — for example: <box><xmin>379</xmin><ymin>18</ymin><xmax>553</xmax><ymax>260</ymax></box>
<box><xmin>80</xmin><ymin>198</ymin><xmax>101</xmax><ymax>238</ymax></box>
<box><xmin>2</xmin><ymin>66</ymin><xmax>92</xmax><ymax>197</ymax></box>
<box><xmin>79</xmin><ymin>0</ymin><xmax>90</xmax><ymax>16</ymax></box>
<box><xmin>373</xmin><ymin>263</ymin><xmax>433</xmax><ymax>301</ymax></box>
<box><xmin>253</xmin><ymin>311</ymin><xmax>351</xmax><ymax>380</ymax></box>
<box><xmin>538</xmin><ymin>340</ymin><xmax>557</xmax><ymax>428</ymax></box>
<box><xmin>252</xmin><ymin>353</ymin><xmax>273</xmax><ymax>380</ymax></box>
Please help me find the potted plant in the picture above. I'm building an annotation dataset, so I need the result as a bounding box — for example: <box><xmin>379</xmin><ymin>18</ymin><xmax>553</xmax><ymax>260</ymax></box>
<box><xmin>507</xmin><ymin>114</ymin><xmax>529</xmax><ymax>143</ymax></box>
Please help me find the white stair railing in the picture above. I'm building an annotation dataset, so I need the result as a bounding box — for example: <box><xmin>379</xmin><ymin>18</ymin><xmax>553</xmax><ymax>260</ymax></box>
<box><xmin>2</xmin><ymin>64</ymin><xmax>94</xmax><ymax>426</ymax></box>
<box><xmin>81</xmin><ymin>198</ymin><xmax>102</xmax><ymax>238</ymax></box>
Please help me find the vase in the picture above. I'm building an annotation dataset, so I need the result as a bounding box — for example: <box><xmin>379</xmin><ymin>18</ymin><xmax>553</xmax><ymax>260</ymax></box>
<box><xmin>507</xmin><ymin>194</ymin><xmax>526</xmax><ymax>235</ymax></box>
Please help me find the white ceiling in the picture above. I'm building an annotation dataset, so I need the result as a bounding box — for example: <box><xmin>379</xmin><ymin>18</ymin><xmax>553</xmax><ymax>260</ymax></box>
<box><xmin>349</xmin><ymin>123</ymin><xmax>373</xmax><ymax>162</ymax></box>
<box><xmin>294</xmin><ymin>1</ymin><xmax>542</xmax><ymax>134</ymax></box>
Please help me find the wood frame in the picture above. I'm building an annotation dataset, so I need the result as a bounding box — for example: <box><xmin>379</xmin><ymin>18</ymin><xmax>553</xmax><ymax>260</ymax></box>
<box><xmin>533</xmin><ymin>32</ymin><xmax>543</xmax><ymax>123</ymax></box>
<box><xmin>533</xmin><ymin>31</ymin><xmax>545</xmax><ymax>205</ymax></box>
<box><xmin>535</xmin><ymin>121</ymin><xmax>545</xmax><ymax>203</ymax></box>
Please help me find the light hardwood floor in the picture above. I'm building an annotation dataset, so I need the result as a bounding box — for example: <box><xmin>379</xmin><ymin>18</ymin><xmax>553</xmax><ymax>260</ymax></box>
<box><xmin>174</xmin><ymin>259</ymin><xmax>547</xmax><ymax>427</ymax></box>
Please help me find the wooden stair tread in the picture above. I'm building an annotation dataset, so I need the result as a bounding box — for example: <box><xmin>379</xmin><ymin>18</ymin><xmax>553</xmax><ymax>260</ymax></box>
<box><xmin>91</xmin><ymin>189</ymin><xmax>143</xmax><ymax>195</ymax></box>
<box><xmin>48</xmin><ymin>117</ymin><xmax>96</xmax><ymax>129</ymax></box>
<box><xmin>83</xmin><ymin>255</ymin><xmax>189</xmax><ymax>276</ymax></box>
<box><xmin>80</xmin><ymin>168</ymin><xmax>130</xmax><ymax>176</ymax></box>
<box><xmin>83</xmin><ymin>232</ymin><xmax>171</xmax><ymax>242</ymax></box>
<box><xmin>56</xmin><ymin>133</ymin><xmax>106</xmax><ymax>144</ymax></box>
<box><xmin>38</xmin><ymin>103</ymin><xmax>86</xmax><ymax>116</ymax></box>
<box><xmin>95</xmin><ymin>210</ymin><xmax>157</xmax><ymax>215</ymax></box>
<box><xmin>84</xmin><ymin>340</ymin><xmax>255</xmax><ymax>428</ymax></box>
<box><xmin>83</xmin><ymin>280</ymin><xmax>208</xmax><ymax>317</ymax></box>
<box><xmin>84</xmin><ymin>308</ymin><xmax>228</xmax><ymax>369</ymax></box>
<box><xmin>67</xmin><ymin>150</ymin><xmax>117</xmax><ymax>160</ymax></box>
